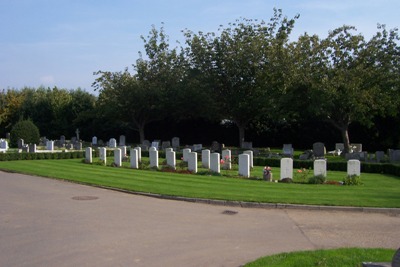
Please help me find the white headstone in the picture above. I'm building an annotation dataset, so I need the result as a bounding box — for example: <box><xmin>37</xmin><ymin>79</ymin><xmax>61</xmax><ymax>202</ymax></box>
<box><xmin>222</xmin><ymin>149</ymin><xmax>232</xmax><ymax>170</ymax></box>
<box><xmin>314</xmin><ymin>159</ymin><xmax>327</xmax><ymax>177</ymax></box>
<box><xmin>182</xmin><ymin>148</ymin><xmax>191</xmax><ymax>162</ymax></box>
<box><xmin>192</xmin><ymin>144</ymin><xmax>202</xmax><ymax>151</ymax></box>
<box><xmin>151</xmin><ymin>141</ymin><xmax>159</xmax><ymax>150</ymax></box>
<box><xmin>46</xmin><ymin>140</ymin><xmax>54</xmax><ymax>151</ymax></box>
<box><xmin>165</xmin><ymin>147</ymin><xmax>173</xmax><ymax>154</ymax></box>
<box><xmin>130</xmin><ymin>148</ymin><xmax>139</xmax><ymax>169</ymax></box>
<box><xmin>238</xmin><ymin>154</ymin><xmax>250</xmax><ymax>178</ymax></box>
<box><xmin>172</xmin><ymin>137</ymin><xmax>180</xmax><ymax>149</ymax></box>
<box><xmin>92</xmin><ymin>136</ymin><xmax>97</xmax><ymax>145</ymax></box>
<box><xmin>29</xmin><ymin>144</ymin><xmax>36</xmax><ymax>153</ymax></box>
<box><xmin>243</xmin><ymin>150</ymin><xmax>253</xmax><ymax>168</ymax></box>
<box><xmin>347</xmin><ymin>159</ymin><xmax>361</xmax><ymax>176</ymax></box>
<box><xmin>99</xmin><ymin>147</ymin><xmax>107</xmax><ymax>164</ymax></box>
<box><xmin>280</xmin><ymin>158</ymin><xmax>293</xmax><ymax>180</ymax></box>
<box><xmin>188</xmin><ymin>152</ymin><xmax>198</xmax><ymax>173</ymax></box>
<box><xmin>210</xmin><ymin>153</ymin><xmax>220</xmax><ymax>173</ymax></box>
<box><xmin>150</xmin><ymin>149</ymin><xmax>158</xmax><ymax>168</ymax></box>
<box><xmin>149</xmin><ymin>146</ymin><xmax>157</xmax><ymax>152</ymax></box>
<box><xmin>109</xmin><ymin>138</ymin><xmax>117</xmax><ymax>148</ymax></box>
<box><xmin>166</xmin><ymin>150</ymin><xmax>176</xmax><ymax>169</ymax></box>
<box><xmin>85</xmin><ymin>147</ymin><xmax>92</xmax><ymax>163</ymax></box>
<box><xmin>202</xmin><ymin>149</ymin><xmax>210</xmax><ymax>169</ymax></box>
<box><xmin>134</xmin><ymin>146</ymin><xmax>142</xmax><ymax>162</ymax></box>
<box><xmin>120</xmin><ymin>146</ymin><xmax>127</xmax><ymax>157</ymax></box>
<box><xmin>114</xmin><ymin>148</ymin><xmax>122</xmax><ymax>167</ymax></box>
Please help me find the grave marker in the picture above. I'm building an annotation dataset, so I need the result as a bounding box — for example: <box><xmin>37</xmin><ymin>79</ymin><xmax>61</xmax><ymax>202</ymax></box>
<box><xmin>243</xmin><ymin>150</ymin><xmax>253</xmax><ymax>168</ymax></box>
<box><xmin>85</xmin><ymin>147</ymin><xmax>92</xmax><ymax>163</ymax></box>
<box><xmin>202</xmin><ymin>149</ymin><xmax>210</xmax><ymax>169</ymax></box>
<box><xmin>166</xmin><ymin>150</ymin><xmax>176</xmax><ymax>169</ymax></box>
<box><xmin>210</xmin><ymin>153</ymin><xmax>220</xmax><ymax>173</ymax></box>
<box><xmin>347</xmin><ymin>159</ymin><xmax>361</xmax><ymax>176</ymax></box>
<box><xmin>119</xmin><ymin>135</ymin><xmax>126</xmax><ymax>146</ymax></box>
<box><xmin>109</xmin><ymin>138</ymin><xmax>117</xmax><ymax>148</ymax></box>
<box><xmin>238</xmin><ymin>154</ymin><xmax>250</xmax><ymax>178</ymax></box>
<box><xmin>182</xmin><ymin>148</ymin><xmax>191</xmax><ymax>162</ymax></box>
<box><xmin>314</xmin><ymin>159</ymin><xmax>327</xmax><ymax>177</ymax></box>
<box><xmin>280</xmin><ymin>158</ymin><xmax>293</xmax><ymax>180</ymax></box>
<box><xmin>313</xmin><ymin>142</ymin><xmax>325</xmax><ymax>158</ymax></box>
<box><xmin>130</xmin><ymin>148</ymin><xmax>139</xmax><ymax>169</ymax></box>
<box><xmin>188</xmin><ymin>152</ymin><xmax>198</xmax><ymax>173</ymax></box>
<box><xmin>99</xmin><ymin>147</ymin><xmax>107</xmax><ymax>165</ymax></box>
<box><xmin>222</xmin><ymin>149</ymin><xmax>232</xmax><ymax>170</ymax></box>
<box><xmin>114</xmin><ymin>148</ymin><xmax>122</xmax><ymax>167</ymax></box>
<box><xmin>149</xmin><ymin>149</ymin><xmax>159</xmax><ymax>168</ymax></box>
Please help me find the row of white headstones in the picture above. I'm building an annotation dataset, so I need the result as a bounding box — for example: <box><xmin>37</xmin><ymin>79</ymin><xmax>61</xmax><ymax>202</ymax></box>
<box><xmin>85</xmin><ymin>147</ymin><xmax>361</xmax><ymax>178</ymax></box>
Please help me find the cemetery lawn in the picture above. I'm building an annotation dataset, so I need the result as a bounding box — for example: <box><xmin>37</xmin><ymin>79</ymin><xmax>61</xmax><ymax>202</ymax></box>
<box><xmin>244</xmin><ymin>247</ymin><xmax>395</xmax><ymax>267</ymax></box>
<box><xmin>0</xmin><ymin>159</ymin><xmax>399</xmax><ymax>208</ymax></box>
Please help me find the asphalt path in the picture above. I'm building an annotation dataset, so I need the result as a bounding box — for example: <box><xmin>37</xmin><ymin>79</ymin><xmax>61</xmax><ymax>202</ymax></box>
<box><xmin>1</xmin><ymin>171</ymin><xmax>399</xmax><ymax>267</ymax></box>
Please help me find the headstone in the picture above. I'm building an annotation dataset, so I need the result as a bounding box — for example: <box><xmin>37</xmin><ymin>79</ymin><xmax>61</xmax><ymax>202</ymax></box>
<box><xmin>21</xmin><ymin>144</ymin><xmax>29</xmax><ymax>152</ymax></box>
<box><xmin>162</xmin><ymin>141</ymin><xmax>171</xmax><ymax>150</ymax></box>
<box><xmin>165</xmin><ymin>147</ymin><xmax>173</xmax><ymax>154</ymax></box>
<box><xmin>151</xmin><ymin>140</ymin><xmax>160</xmax><ymax>150</ymax></box>
<box><xmin>210</xmin><ymin>153</ymin><xmax>220</xmax><ymax>173</ymax></box>
<box><xmin>74</xmin><ymin>142</ymin><xmax>82</xmax><ymax>150</ymax></box>
<box><xmin>166</xmin><ymin>150</ymin><xmax>176</xmax><ymax>169</ymax></box>
<box><xmin>92</xmin><ymin>136</ymin><xmax>97</xmax><ymax>145</ymax></box>
<box><xmin>192</xmin><ymin>144</ymin><xmax>203</xmax><ymax>152</ymax></box>
<box><xmin>17</xmin><ymin>138</ymin><xmax>24</xmax><ymax>149</ymax></box>
<box><xmin>347</xmin><ymin>159</ymin><xmax>361</xmax><ymax>176</ymax></box>
<box><xmin>282</xmin><ymin>144</ymin><xmax>294</xmax><ymax>157</ymax></box>
<box><xmin>171</xmin><ymin>137</ymin><xmax>180</xmax><ymax>149</ymax></box>
<box><xmin>211</xmin><ymin>141</ymin><xmax>220</xmax><ymax>153</ymax></box>
<box><xmin>202</xmin><ymin>149</ymin><xmax>210</xmax><ymax>169</ymax></box>
<box><xmin>85</xmin><ymin>147</ymin><xmax>92</xmax><ymax>163</ymax></box>
<box><xmin>335</xmin><ymin>143</ymin><xmax>344</xmax><ymax>151</ymax></box>
<box><xmin>280</xmin><ymin>158</ymin><xmax>293</xmax><ymax>180</ymax></box>
<box><xmin>0</xmin><ymin>139</ymin><xmax>8</xmax><ymax>150</ymax></box>
<box><xmin>29</xmin><ymin>144</ymin><xmax>36</xmax><ymax>153</ymax></box>
<box><xmin>314</xmin><ymin>159</ymin><xmax>327</xmax><ymax>177</ymax></box>
<box><xmin>119</xmin><ymin>135</ymin><xmax>126</xmax><ymax>146</ymax></box>
<box><xmin>243</xmin><ymin>150</ymin><xmax>253</xmax><ymax>168</ymax></box>
<box><xmin>238</xmin><ymin>154</ymin><xmax>250</xmax><ymax>178</ymax></box>
<box><xmin>134</xmin><ymin>146</ymin><xmax>142</xmax><ymax>162</ymax></box>
<box><xmin>120</xmin><ymin>146</ymin><xmax>127</xmax><ymax>158</ymax></box>
<box><xmin>99</xmin><ymin>147</ymin><xmax>107</xmax><ymax>164</ymax></box>
<box><xmin>241</xmin><ymin>141</ymin><xmax>253</xmax><ymax>149</ymax></box>
<box><xmin>391</xmin><ymin>150</ymin><xmax>400</xmax><ymax>163</ymax></box>
<box><xmin>188</xmin><ymin>152</ymin><xmax>198</xmax><ymax>173</ymax></box>
<box><xmin>149</xmin><ymin>149</ymin><xmax>158</xmax><ymax>168</ymax></box>
<box><xmin>71</xmin><ymin>137</ymin><xmax>77</xmax><ymax>144</ymax></box>
<box><xmin>130</xmin><ymin>148</ymin><xmax>139</xmax><ymax>169</ymax></box>
<box><xmin>376</xmin><ymin>151</ymin><xmax>385</xmax><ymax>163</ymax></box>
<box><xmin>46</xmin><ymin>140</ymin><xmax>54</xmax><ymax>151</ymax></box>
<box><xmin>60</xmin><ymin>135</ymin><xmax>66</xmax><ymax>146</ymax></box>
<box><xmin>221</xmin><ymin>149</ymin><xmax>232</xmax><ymax>170</ymax></box>
<box><xmin>109</xmin><ymin>138</ymin><xmax>117</xmax><ymax>148</ymax></box>
<box><xmin>40</xmin><ymin>137</ymin><xmax>48</xmax><ymax>146</ymax></box>
<box><xmin>182</xmin><ymin>148</ymin><xmax>191</xmax><ymax>162</ymax></box>
<box><xmin>142</xmin><ymin>140</ymin><xmax>151</xmax><ymax>148</ymax></box>
<box><xmin>114</xmin><ymin>148</ymin><xmax>122</xmax><ymax>167</ymax></box>
<box><xmin>351</xmin><ymin>143</ymin><xmax>362</xmax><ymax>153</ymax></box>
<box><xmin>313</xmin><ymin>142</ymin><xmax>325</xmax><ymax>158</ymax></box>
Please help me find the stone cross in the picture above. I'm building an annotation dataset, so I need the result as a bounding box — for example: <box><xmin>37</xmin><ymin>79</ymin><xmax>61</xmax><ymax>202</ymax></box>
<box><xmin>75</xmin><ymin>128</ymin><xmax>80</xmax><ymax>141</ymax></box>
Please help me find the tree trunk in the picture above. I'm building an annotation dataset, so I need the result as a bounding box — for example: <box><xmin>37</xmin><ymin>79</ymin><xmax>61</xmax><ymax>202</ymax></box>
<box><xmin>237</xmin><ymin>123</ymin><xmax>246</xmax><ymax>148</ymax></box>
<box><xmin>339</xmin><ymin>126</ymin><xmax>351</xmax><ymax>154</ymax></box>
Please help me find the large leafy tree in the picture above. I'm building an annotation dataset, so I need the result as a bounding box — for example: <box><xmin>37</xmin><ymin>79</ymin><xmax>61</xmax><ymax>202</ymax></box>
<box><xmin>184</xmin><ymin>9</ymin><xmax>298</xmax><ymax>147</ymax></box>
<box><xmin>93</xmin><ymin>25</ymin><xmax>186</xmax><ymax>143</ymax></box>
<box><xmin>291</xmin><ymin>25</ymin><xmax>400</xmax><ymax>153</ymax></box>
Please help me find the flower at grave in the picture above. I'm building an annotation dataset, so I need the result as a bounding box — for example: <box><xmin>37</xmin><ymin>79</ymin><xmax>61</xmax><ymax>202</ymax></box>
<box><xmin>220</xmin><ymin>159</ymin><xmax>225</xmax><ymax>164</ymax></box>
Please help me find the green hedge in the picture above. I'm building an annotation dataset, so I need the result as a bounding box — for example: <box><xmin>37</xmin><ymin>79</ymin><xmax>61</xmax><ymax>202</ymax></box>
<box><xmin>0</xmin><ymin>151</ymin><xmax>85</xmax><ymax>161</ymax></box>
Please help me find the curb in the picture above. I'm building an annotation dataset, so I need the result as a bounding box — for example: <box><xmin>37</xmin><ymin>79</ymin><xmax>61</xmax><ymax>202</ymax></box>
<box><xmin>96</xmin><ymin>185</ymin><xmax>400</xmax><ymax>215</ymax></box>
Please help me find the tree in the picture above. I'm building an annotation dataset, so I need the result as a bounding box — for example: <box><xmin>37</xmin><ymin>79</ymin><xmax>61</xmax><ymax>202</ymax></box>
<box><xmin>10</xmin><ymin>119</ymin><xmax>40</xmax><ymax>147</ymax></box>
<box><xmin>184</xmin><ymin>9</ymin><xmax>299</xmax><ymax>147</ymax></box>
<box><xmin>93</xmin><ymin>24</ymin><xmax>185</xmax><ymax>144</ymax></box>
<box><xmin>292</xmin><ymin>25</ymin><xmax>400</xmax><ymax>153</ymax></box>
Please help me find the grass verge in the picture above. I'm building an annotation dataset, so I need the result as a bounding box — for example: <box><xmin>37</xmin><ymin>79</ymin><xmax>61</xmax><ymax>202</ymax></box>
<box><xmin>0</xmin><ymin>159</ymin><xmax>399</xmax><ymax>208</ymax></box>
<box><xmin>244</xmin><ymin>247</ymin><xmax>395</xmax><ymax>267</ymax></box>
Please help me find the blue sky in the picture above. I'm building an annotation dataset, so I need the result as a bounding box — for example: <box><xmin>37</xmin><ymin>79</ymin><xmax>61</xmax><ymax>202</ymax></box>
<box><xmin>1</xmin><ymin>0</ymin><xmax>399</xmax><ymax>94</ymax></box>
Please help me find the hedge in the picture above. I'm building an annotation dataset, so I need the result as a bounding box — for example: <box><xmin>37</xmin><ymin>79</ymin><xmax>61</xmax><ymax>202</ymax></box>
<box><xmin>0</xmin><ymin>151</ymin><xmax>85</xmax><ymax>161</ymax></box>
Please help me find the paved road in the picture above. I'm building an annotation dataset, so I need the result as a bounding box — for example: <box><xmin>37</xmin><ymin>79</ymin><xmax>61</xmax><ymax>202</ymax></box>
<box><xmin>0</xmin><ymin>171</ymin><xmax>399</xmax><ymax>267</ymax></box>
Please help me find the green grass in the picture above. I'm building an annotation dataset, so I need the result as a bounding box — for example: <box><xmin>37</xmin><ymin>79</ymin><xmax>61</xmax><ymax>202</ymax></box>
<box><xmin>0</xmin><ymin>158</ymin><xmax>399</xmax><ymax>208</ymax></box>
<box><xmin>244</xmin><ymin>248</ymin><xmax>395</xmax><ymax>267</ymax></box>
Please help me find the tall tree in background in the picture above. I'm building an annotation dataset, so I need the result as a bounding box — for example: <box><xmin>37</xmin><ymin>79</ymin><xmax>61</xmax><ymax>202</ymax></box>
<box><xmin>292</xmin><ymin>25</ymin><xmax>400</xmax><ymax>153</ymax></box>
<box><xmin>94</xmin><ymin>25</ymin><xmax>185</xmax><ymax>143</ymax></box>
<box><xmin>184</xmin><ymin>9</ymin><xmax>298</xmax><ymax>147</ymax></box>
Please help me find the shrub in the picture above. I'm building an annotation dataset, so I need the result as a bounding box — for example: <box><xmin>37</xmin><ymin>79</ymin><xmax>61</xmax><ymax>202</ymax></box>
<box><xmin>10</xmin><ymin>120</ymin><xmax>40</xmax><ymax>147</ymax></box>
<box><xmin>343</xmin><ymin>175</ymin><xmax>363</xmax><ymax>186</ymax></box>
<box><xmin>279</xmin><ymin>178</ymin><xmax>293</xmax><ymax>183</ymax></box>
<box><xmin>308</xmin><ymin>175</ymin><xmax>326</xmax><ymax>184</ymax></box>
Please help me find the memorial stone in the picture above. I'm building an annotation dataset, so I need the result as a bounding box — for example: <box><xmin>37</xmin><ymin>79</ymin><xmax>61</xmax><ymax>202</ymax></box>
<box><xmin>202</xmin><ymin>149</ymin><xmax>210</xmax><ymax>169</ymax></box>
<box><xmin>314</xmin><ymin>159</ymin><xmax>327</xmax><ymax>177</ymax></box>
<box><xmin>243</xmin><ymin>150</ymin><xmax>253</xmax><ymax>168</ymax></box>
<box><xmin>210</xmin><ymin>153</ymin><xmax>220</xmax><ymax>173</ymax></box>
<box><xmin>130</xmin><ymin>148</ymin><xmax>139</xmax><ymax>169</ymax></box>
<box><xmin>60</xmin><ymin>135</ymin><xmax>66</xmax><ymax>146</ymax></box>
<box><xmin>162</xmin><ymin>141</ymin><xmax>171</xmax><ymax>150</ymax></box>
<box><xmin>172</xmin><ymin>137</ymin><xmax>180</xmax><ymax>149</ymax></box>
<box><xmin>18</xmin><ymin>138</ymin><xmax>24</xmax><ymax>149</ymax></box>
<box><xmin>134</xmin><ymin>146</ymin><xmax>142</xmax><ymax>162</ymax></box>
<box><xmin>347</xmin><ymin>159</ymin><xmax>361</xmax><ymax>176</ymax></box>
<box><xmin>192</xmin><ymin>144</ymin><xmax>202</xmax><ymax>151</ymax></box>
<box><xmin>119</xmin><ymin>135</ymin><xmax>126</xmax><ymax>146</ymax></box>
<box><xmin>221</xmin><ymin>149</ymin><xmax>232</xmax><ymax>170</ymax></box>
<box><xmin>376</xmin><ymin>151</ymin><xmax>385</xmax><ymax>163</ymax></box>
<box><xmin>280</xmin><ymin>158</ymin><xmax>293</xmax><ymax>180</ymax></box>
<box><xmin>166</xmin><ymin>150</ymin><xmax>176</xmax><ymax>169</ymax></box>
<box><xmin>85</xmin><ymin>147</ymin><xmax>92</xmax><ymax>163</ymax></box>
<box><xmin>149</xmin><ymin>149</ymin><xmax>159</xmax><ymax>168</ymax></box>
<box><xmin>92</xmin><ymin>136</ymin><xmax>97</xmax><ymax>145</ymax></box>
<box><xmin>188</xmin><ymin>152</ymin><xmax>198</xmax><ymax>173</ymax></box>
<box><xmin>99</xmin><ymin>147</ymin><xmax>107</xmax><ymax>164</ymax></box>
<box><xmin>241</xmin><ymin>141</ymin><xmax>253</xmax><ymax>149</ymax></box>
<box><xmin>46</xmin><ymin>140</ymin><xmax>54</xmax><ymax>151</ymax></box>
<box><xmin>109</xmin><ymin>138</ymin><xmax>117</xmax><ymax>148</ymax></box>
<box><xmin>114</xmin><ymin>148</ymin><xmax>122</xmax><ymax>167</ymax></box>
<box><xmin>313</xmin><ymin>142</ymin><xmax>325</xmax><ymax>158</ymax></box>
<box><xmin>29</xmin><ymin>144</ymin><xmax>36</xmax><ymax>153</ymax></box>
<box><xmin>238</xmin><ymin>154</ymin><xmax>250</xmax><ymax>178</ymax></box>
<box><xmin>182</xmin><ymin>148</ymin><xmax>191</xmax><ymax>162</ymax></box>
